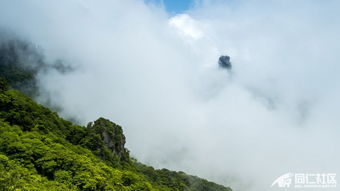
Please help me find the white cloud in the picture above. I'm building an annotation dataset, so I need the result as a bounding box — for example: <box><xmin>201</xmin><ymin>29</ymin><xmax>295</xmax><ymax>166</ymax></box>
<box><xmin>169</xmin><ymin>14</ymin><xmax>205</xmax><ymax>39</ymax></box>
<box><xmin>1</xmin><ymin>0</ymin><xmax>340</xmax><ymax>191</ymax></box>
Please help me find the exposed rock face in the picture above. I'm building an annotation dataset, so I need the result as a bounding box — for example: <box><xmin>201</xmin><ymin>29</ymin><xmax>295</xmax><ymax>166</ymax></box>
<box><xmin>218</xmin><ymin>55</ymin><xmax>232</xmax><ymax>70</ymax></box>
<box><xmin>84</xmin><ymin>118</ymin><xmax>130</xmax><ymax>163</ymax></box>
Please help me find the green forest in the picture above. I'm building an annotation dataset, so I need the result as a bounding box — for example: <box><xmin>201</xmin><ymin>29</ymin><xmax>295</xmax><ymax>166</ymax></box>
<box><xmin>0</xmin><ymin>42</ymin><xmax>232</xmax><ymax>190</ymax></box>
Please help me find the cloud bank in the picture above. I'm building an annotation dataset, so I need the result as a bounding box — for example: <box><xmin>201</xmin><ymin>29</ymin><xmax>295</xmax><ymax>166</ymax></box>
<box><xmin>1</xmin><ymin>0</ymin><xmax>340</xmax><ymax>190</ymax></box>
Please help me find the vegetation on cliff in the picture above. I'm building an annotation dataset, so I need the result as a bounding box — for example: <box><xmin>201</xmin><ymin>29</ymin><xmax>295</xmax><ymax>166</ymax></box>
<box><xmin>0</xmin><ymin>76</ymin><xmax>232</xmax><ymax>191</ymax></box>
<box><xmin>0</xmin><ymin>38</ymin><xmax>232</xmax><ymax>190</ymax></box>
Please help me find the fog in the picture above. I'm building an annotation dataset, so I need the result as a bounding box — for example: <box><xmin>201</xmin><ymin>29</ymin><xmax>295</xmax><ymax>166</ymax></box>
<box><xmin>1</xmin><ymin>0</ymin><xmax>340</xmax><ymax>190</ymax></box>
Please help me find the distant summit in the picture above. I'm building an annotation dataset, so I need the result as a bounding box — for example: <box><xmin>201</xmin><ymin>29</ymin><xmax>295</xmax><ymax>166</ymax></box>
<box><xmin>218</xmin><ymin>55</ymin><xmax>232</xmax><ymax>70</ymax></box>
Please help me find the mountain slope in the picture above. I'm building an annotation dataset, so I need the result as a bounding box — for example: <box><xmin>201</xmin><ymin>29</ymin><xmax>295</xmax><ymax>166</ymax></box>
<box><xmin>0</xmin><ymin>77</ymin><xmax>232</xmax><ymax>191</ymax></box>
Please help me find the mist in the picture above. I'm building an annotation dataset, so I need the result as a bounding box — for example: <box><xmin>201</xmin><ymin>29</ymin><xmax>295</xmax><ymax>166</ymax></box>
<box><xmin>1</xmin><ymin>0</ymin><xmax>340</xmax><ymax>190</ymax></box>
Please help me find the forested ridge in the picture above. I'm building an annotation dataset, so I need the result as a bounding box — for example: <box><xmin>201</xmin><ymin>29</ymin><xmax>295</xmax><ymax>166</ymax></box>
<box><xmin>0</xmin><ymin>40</ymin><xmax>232</xmax><ymax>190</ymax></box>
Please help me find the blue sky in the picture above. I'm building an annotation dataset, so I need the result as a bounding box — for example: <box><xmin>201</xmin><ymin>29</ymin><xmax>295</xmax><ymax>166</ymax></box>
<box><xmin>146</xmin><ymin>0</ymin><xmax>194</xmax><ymax>14</ymax></box>
<box><xmin>162</xmin><ymin>0</ymin><xmax>193</xmax><ymax>13</ymax></box>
